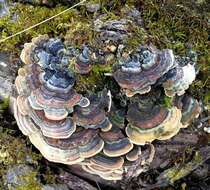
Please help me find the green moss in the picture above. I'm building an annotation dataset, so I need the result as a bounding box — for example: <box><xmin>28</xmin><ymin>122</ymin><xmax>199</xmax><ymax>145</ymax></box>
<box><xmin>91</xmin><ymin>63</ymin><xmax>113</xmax><ymax>74</ymax></box>
<box><xmin>0</xmin><ymin>3</ymin><xmax>77</xmax><ymax>53</ymax></box>
<box><xmin>69</xmin><ymin>52</ymin><xmax>114</xmax><ymax>92</ymax></box>
<box><xmin>64</xmin><ymin>16</ymin><xmax>93</xmax><ymax>47</ymax></box>
<box><xmin>0</xmin><ymin>132</ymin><xmax>41</xmax><ymax>166</ymax></box>
<box><xmin>140</xmin><ymin>0</ymin><xmax>209</xmax><ymax>105</ymax></box>
<box><xmin>16</xmin><ymin>171</ymin><xmax>42</xmax><ymax>190</ymax></box>
<box><xmin>162</xmin><ymin>96</ymin><xmax>173</xmax><ymax>108</ymax></box>
<box><xmin>75</xmin><ymin>64</ymin><xmax>113</xmax><ymax>93</ymax></box>
<box><xmin>89</xmin><ymin>0</ymin><xmax>126</xmax><ymax>12</ymax></box>
<box><xmin>141</xmin><ymin>1</ymin><xmax>208</xmax><ymax>53</ymax></box>
<box><xmin>42</xmin><ymin>167</ymin><xmax>56</xmax><ymax>184</ymax></box>
<box><xmin>126</xmin><ymin>25</ymin><xmax>148</xmax><ymax>49</ymax></box>
<box><xmin>0</xmin><ymin>97</ymin><xmax>9</xmax><ymax>110</ymax></box>
<box><xmin>0</xmin><ymin>129</ymin><xmax>56</xmax><ymax>188</ymax></box>
<box><xmin>0</xmin><ymin>130</ymin><xmax>41</xmax><ymax>187</ymax></box>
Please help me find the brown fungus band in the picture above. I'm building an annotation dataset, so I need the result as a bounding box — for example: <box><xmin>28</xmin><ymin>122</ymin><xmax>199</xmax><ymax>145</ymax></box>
<box><xmin>14</xmin><ymin>35</ymin><xmax>201</xmax><ymax>181</ymax></box>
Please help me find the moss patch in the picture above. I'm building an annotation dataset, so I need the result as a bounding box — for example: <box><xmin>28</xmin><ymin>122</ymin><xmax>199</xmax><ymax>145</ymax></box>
<box><xmin>16</xmin><ymin>171</ymin><xmax>42</xmax><ymax>190</ymax></box>
<box><xmin>0</xmin><ymin>3</ymin><xmax>77</xmax><ymax>53</ymax></box>
<box><xmin>139</xmin><ymin>0</ymin><xmax>209</xmax><ymax>104</ymax></box>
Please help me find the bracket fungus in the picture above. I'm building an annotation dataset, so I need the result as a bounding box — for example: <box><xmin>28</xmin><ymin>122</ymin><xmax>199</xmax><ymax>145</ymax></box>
<box><xmin>125</xmin><ymin>146</ymin><xmax>141</xmax><ymax>162</ymax></box>
<box><xmin>73</xmin><ymin>91</ymin><xmax>112</xmax><ymax>132</ymax></box>
<box><xmin>113</xmin><ymin>45</ymin><xmax>175</xmax><ymax>97</ymax></box>
<box><xmin>174</xmin><ymin>95</ymin><xmax>201</xmax><ymax>127</ymax></box>
<box><xmin>75</xmin><ymin>46</ymin><xmax>92</xmax><ymax>74</ymax></box>
<box><xmin>94</xmin><ymin>18</ymin><xmax>130</xmax><ymax>43</ymax></box>
<box><xmin>13</xmin><ymin>35</ymin><xmax>201</xmax><ymax>181</ymax></box>
<box><xmin>82</xmin><ymin>155</ymin><xmax>124</xmax><ymax>180</ymax></box>
<box><xmin>100</xmin><ymin>126</ymin><xmax>133</xmax><ymax>157</ymax></box>
<box><xmin>113</xmin><ymin>45</ymin><xmax>197</xmax><ymax>98</ymax></box>
<box><xmin>126</xmin><ymin>102</ymin><xmax>183</xmax><ymax>145</ymax></box>
<box><xmin>162</xmin><ymin>63</ymin><xmax>196</xmax><ymax>97</ymax></box>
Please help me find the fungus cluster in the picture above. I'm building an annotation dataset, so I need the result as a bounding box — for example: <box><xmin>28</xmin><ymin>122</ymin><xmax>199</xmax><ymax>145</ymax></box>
<box><xmin>14</xmin><ymin>35</ymin><xmax>201</xmax><ymax>181</ymax></box>
<box><xmin>113</xmin><ymin>45</ymin><xmax>197</xmax><ymax>97</ymax></box>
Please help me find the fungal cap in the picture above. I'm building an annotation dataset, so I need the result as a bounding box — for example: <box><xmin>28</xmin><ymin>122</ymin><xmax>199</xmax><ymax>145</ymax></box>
<box><xmin>163</xmin><ymin>64</ymin><xmax>196</xmax><ymax>97</ymax></box>
<box><xmin>16</xmin><ymin>95</ymin><xmax>30</xmax><ymax>116</ymax></box>
<box><xmin>82</xmin><ymin>165</ymin><xmax>123</xmax><ymax>180</ymax></box>
<box><xmin>29</xmin><ymin>132</ymin><xmax>84</xmax><ymax>164</ymax></box>
<box><xmin>103</xmin><ymin>138</ymin><xmax>133</xmax><ymax>157</ymax></box>
<box><xmin>113</xmin><ymin>46</ymin><xmax>175</xmax><ymax>97</ymax></box>
<box><xmin>14</xmin><ymin>100</ymin><xmax>39</xmax><ymax>136</ymax></box>
<box><xmin>175</xmin><ymin>96</ymin><xmax>201</xmax><ymax>127</ymax></box>
<box><xmin>100</xmin><ymin>127</ymin><xmax>133</xmax><ymax>157</ymax></box>
<box><xmin>31</xmin><ymin>110</ymin><xmax>77</xmax><ymax>139</ymax></box>
<box><xmin>126</xmin><ymin>146</ymin><xmax>141</xmax><ymax>161</ymax></box>
<box><xmin>73</xmin><ymin>98</ymin><xmax>111</xmax><ymax>131</ymax></box>
<box><xmin>90</xmin><ymin>155</ymin><xmax>124</xmax><ymax>170</ymax></box>
<box><xmin>43</xmin><ymin>129</ymin><xmax>104</xmax><ymax>159</ymax></box>
<box><xmin>126</xmin><ymin>107</ymin><xmax>182</xmax><ymax>145</ymax></box>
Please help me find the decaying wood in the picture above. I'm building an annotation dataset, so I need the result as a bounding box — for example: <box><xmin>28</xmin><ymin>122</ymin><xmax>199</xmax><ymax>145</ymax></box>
<box><xmin>140</xmin><ymin>146</ymin><xmax>210</xmax><ymax>190</ymax></box>
<box><xmin>56</xmin><ymin>171</ymin><xmax>98</xmax><ymax>190</ymax></box>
